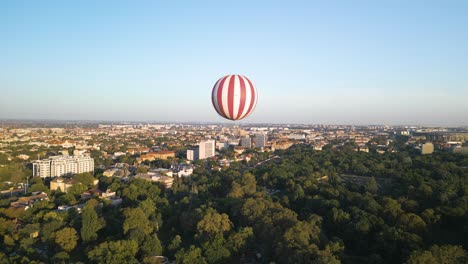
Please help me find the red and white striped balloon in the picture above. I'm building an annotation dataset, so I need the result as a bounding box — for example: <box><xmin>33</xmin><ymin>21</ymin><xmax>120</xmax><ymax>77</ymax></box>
<box><xmin>211</xmin><ymin>74</ymin><xmax>257</xmax><ymax>121</ymax></box>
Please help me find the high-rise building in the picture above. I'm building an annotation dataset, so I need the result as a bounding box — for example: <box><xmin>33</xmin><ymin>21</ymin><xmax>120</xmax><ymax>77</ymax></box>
<box><xmin>240</xmin><ymin>137</ymin><xmax>252</xmax><ymax>148</ymax></box>
<box><xmin>199</xmin><ymin>140</ymin><xmax>215</xmax><ymax>159</ymax></box>
<box><xmin>187</xmin><ymin>149</ymin><xmax>199</xmax><ymax>161</ymax></box>
<box><xmin>33</xmin><ymin>155</ymin><xmax>94</xmax><ymax>178</ymax></box>
<box><xmin>255</xmin><ymin>133</ymin><xmax>268</xmax><ymax>148</ymax></box>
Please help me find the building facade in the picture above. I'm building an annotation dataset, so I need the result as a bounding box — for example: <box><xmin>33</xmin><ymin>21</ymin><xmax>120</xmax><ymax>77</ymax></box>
<box><xmin>240</xmin><ymin>137</ymin><xmax>252</xmax><ymax>148</ymax></box>
<box><xmin>187</xmin><ymin>149</ymin><xmax>199</xmax><ymax>161</ymax></box>
<box><xmin>50</xmin><ymin>177</ymin><xmax>79</xmax><ymax>193</ymax></box>
<box><xmin>255</xmin><ymin>133</ymin><xmax>268</xmax><ymax>148</ymax></box>
<box><xmin>421</xmin><ymin>143</ymin><xmax>434</xmax><ymax>155</ymax></box>
<box><xmin>33</xmin><ymin>155</ymin><xmax>94</xmax><ymax>178</ymax></box>
<box><xmin>199</xmin><ymin>140</ymin><xmax>215</xmax><ymax>159</ymax></box>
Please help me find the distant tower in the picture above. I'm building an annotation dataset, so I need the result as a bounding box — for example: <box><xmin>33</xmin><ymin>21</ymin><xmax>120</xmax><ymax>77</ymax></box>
<box><xmin>255</xmin><ymin>133</ymin><xmax>267</xmax><ymax>148</ymax></box>
<box><xmin>187</xmin><ymin>149</ymin><xmax>199</xmax><ymax>161</ymax></box>
<box><xmin>198</xmin><ymin>140</ymin><xmax>215</xmax><ymax>159</ymax></box>
<box><xmin>240</xmin><ymin>137</ymin><xmax>252</xmax><ymax>148</ymax></box>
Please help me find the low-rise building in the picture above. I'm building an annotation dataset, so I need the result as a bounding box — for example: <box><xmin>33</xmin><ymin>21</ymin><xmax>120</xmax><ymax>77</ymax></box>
<box><xmin>10</xmin><ymin>192</ymin><xmax>49</xmax><ymax>210</ymax></box>
<box><xmin>137</xmin><ymin>151</ymin><xmax>175</xmax><ymax>163</ymax></box>
<box><xmin>452</xmin><ymin>146</ymin><xmax>468</xmax><ymax>155</ymax></box>
<box><xmin>50</xmin><ymin>177</ymin><xmax>79</xmax><ymax>193</ymax></box>
<box><xmin>421</xmin><ymin>142</ymin><xmax>434</xmax><ymax>155</ymax></box>
<box><xmin>175</xmin><ymin>164</ymin><xmax>193</xmax><ymax>177</ymax></box>
<box><xmin>103</xmin><ymin>168</ymin><xmax>119</xmax><ymax>177</ymax></box>
<box><xmin>134</xmin><ymin>172</ymin><xmax>174</xmax><ymax>188</ymax></box>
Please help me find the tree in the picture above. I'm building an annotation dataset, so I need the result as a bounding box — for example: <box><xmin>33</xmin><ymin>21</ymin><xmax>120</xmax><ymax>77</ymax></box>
<box><xmin>122</xmin><ymin>207</ymin><xmax>153</xmax><ymax>235</ymax></box>
<box><xmin>74</xmin><ymin>172</ymin><xmax>96</xmax><ymax>187</ymax></box>
<box><xmin>55</xmin><ymin>227</ymin><xmax>78</xmax><ymax>252</ymax></box>
<box><xmin>81</xmin><ymin>199</ymin><xmax>104</xmax><ymax>243</ymax></box>
<box><xmin>197</xmin><ymin>208</ymin><xmax>232</xmax><ymax>238</ymax></box>
<box><xmin>227</xmin><ymin>182</ymin><xmax>244</xmax><ymax>198</ymax></box>
<box><xmin>136</xmin><ymin>166</ymin><xmax>149</xmax><ymax>174</ymax></box>
<box><xmin>53</xmin><ymin>252</ymin><xmax>70</xmax><ymax>263</ymax></box>
<box><xmin>138</xmin><ymin>198</ymin><xmax>157</xmax><ymax>219</ymax></box>
<box><xmin>366</xmin><ymin>177</ymin><xmax>378</xmax><ymax>194</ymax></box>
<box><xmin>87</xmin><ymin>240</ymin><xmax>139</xmax><ymax>263</ymax></box>
<box><xmin>140</xmin><ymin>234</ymin><xmax>163</xmax><ymax>257</ymax></box>
<box><xmin>68</xmin><ymin>183</ymin><xmax>88</xmax><ymax>196</ymax></box>
<box><xmin>240</xmin><ymin>172</ymin><xmax>257</xmax><ymax>195</ymax></box>
<box><xmin>226</xmin><ymin>227</ymin><xmax>254</xmax><ymax>254</ymax></box>
<box><xmin>202</xmin><ymin>234</ymin><xmax>231</xmax><ymax>263</ymax></box>
<box><xmin>406</xmin><ymin>244</ymin><xmax>467</xmax><ymax>264</ymax></box>
<box><xmin>28</xmin><ymin>180</ymin><xmax>49</xmax><ymax>194</ymax></box>
<box><xmin>168</xmin><ymin>235</ymin><xmax>182</xmax><ymax>255</ymax></box>
<box><xmin>175</xmin><ymin>246</ymin><xmax>207</xmax><ymax>264</ymax></box>
<box><xmin>0</xmin><ymin>153</ymin><xmax>9</xmax><ymax>164</ymax></box>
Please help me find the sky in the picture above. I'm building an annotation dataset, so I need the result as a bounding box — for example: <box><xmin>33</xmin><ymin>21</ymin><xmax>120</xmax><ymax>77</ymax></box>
<box><xmin>1</xmin><ymin>0</ymin><xmax>467</xmax><ymax>126</ymax></box>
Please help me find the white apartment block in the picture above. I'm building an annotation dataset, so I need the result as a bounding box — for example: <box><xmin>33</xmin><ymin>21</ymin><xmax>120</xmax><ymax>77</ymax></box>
<box><xmin>187</xmin><ymin>149</ymin><xmax>199</xmax><ymax>161</ymax></box>
<box><xmin>199</xmin><ymin>140</ymin><xmax>215</xmax><ymax>159</ymax></box>
<box><xmin>33</xmin><ymin>155</ymin><xmax>94</xmax><ymax>178</ymax></box>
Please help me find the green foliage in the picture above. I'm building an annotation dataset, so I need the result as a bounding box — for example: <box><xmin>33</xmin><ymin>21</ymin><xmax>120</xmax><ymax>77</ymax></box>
<box><xmin>136</xmin><ymin>166</ymin><xmax>149</xmax><ymax>174</ymax></box>
<box><xmin>0</xmin><ymin>164</ymin><xmax>29</xmax><ymax>184</ymax></box>
<box><xmin>406</xmin><ymin>244</ymin><xmax>467</xmax><ymax>264</ymax></box>
<box><xmin>226</xmin><ymin>227</ymin><xmax>254</xmax><ymax>254</ymax></box>
<box><xmin>55</xmin><ymin>227</ymin><xmax>78</xmax><ymax>252</ymax></box>
<box><xmin>87</xmin><ymin>239</ymin><xmax>139</xmax><ymax>263</ymax></box>
<box><xmin>1</xmin><ymin>142</ymin><xmax>466</xmax><ymax>263</ymax></box>
<box><xmin>122</xmin><ymin>207</ymin><xmax>153</xmax><ymax>235</ymax></box>
<box><xmin>175</xmin><ymin>246</ymin><xmax>207</xmax><ymax>264</ymax></box>
<box><xmin>201</xmin><ymin>234</ymin><xmax>231</xmax><ymax>263</ymax></box>
<box><xmin>67</xmin><ymin>183</ymin><xmax>87</xmax><ymax>196</ymax></box>
<box><xmin>28</xmin><ymin>180</ymin><xmax>49</xmax><ymax>194</ymax></box>
<box><xmin>81</xmin><ymin>199</ymin><xmax>104</xmax><ymax>243</ymax></box>
<box><xmin>140</xmin><ymin>234</ymin><xmax>163</xmax><ymax>257</ymax></box>
<box><xmin>366</xmin><ymin>176</ymin><xmax>378</xmax><ymax>193</ymax></box>
<box><xmin>74</xmin><ymin>172</ymin><xmax>96</xmax><ymax>187</ymax></box>
<box><xmin>196</xmin><ymin>208</ymin><xmax>232</xmax><ymax>238</ymax></box>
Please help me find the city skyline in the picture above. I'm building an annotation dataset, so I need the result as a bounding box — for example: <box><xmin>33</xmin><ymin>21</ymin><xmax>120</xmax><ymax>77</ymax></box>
<box><xmin>2</xmin><ymin>1</ymin><xmax>468</xmax><ymax>126</ymax></box>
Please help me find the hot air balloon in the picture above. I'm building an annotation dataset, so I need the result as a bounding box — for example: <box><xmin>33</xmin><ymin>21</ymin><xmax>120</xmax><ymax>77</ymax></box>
<box><xmin>211</xmin><ymin>74</ymin><xmax>257</xmax><ymax>121</ymax></box>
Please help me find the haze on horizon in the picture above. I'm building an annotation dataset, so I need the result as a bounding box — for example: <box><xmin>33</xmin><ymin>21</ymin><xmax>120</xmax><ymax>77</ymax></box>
<box><xmin>1</xmin><ymin>1</ymin><xmax>467</xmax><ymax>126</ymax></box>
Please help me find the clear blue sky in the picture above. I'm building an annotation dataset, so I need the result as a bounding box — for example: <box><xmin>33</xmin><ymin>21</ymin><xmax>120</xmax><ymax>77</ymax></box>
<box><xmin>1</xmin><ymin>1</ymin><xmax>467</xmax><ymax>126</ymax></box>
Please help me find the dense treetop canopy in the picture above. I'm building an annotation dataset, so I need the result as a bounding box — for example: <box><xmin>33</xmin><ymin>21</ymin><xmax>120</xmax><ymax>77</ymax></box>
<box><xmin>0</xmin><ymin>143</ymin><xmax>467</xmax><ymax>263</ymax></box>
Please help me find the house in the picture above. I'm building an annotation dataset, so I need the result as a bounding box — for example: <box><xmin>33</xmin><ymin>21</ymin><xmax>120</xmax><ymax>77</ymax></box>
<box><xmin>137</xmin><ymin>151</ymin><xmax>175</xmax><ymax>163</ymax></box>
<box><xmin>58</xmin><ymin>203</ymin><xmax>84</xmax><ymax>213</ymax></box>
<box><xmin>101</xmin><ymin>189</ymin><xmax>122</xmax><ymax>206</ymax></box>
<box><xmin>81</xmin><ymin>188</ymin><xmax>122</xmax><ymax>206</ymax></box>
<box><xmin>271</xmin><ymin>141</ymin><xmax>294</xmax><ymax>151</ymax></box>
<box><xmin>16</xmin><ymin>154</ymin><xmax>30</xmax><ymax>160</ymax></box>
<box><xmin>233</xmin><ymin>146</ymin><xmax>246</xmax><ymax>155</ymax></box>
<box><xmin>149</xmin><ymin>168</ymin><xmax>173</xmax><ymax>177</ymax></box>
<box><xmin>10</xmin><ymin>192</ymin><xmax>49</xmax><ymax>210</ymax></box>
<box><xmin>50</xmin><ymin>177</ymin><xmax>79</xmax><ymax>193</ymax></box>
<box><xmin>174</xmin><ymin>164</ymin><xmax>193</xmax><ymax>177</ymax></box>
<box><xmin>103</xmin><ymin>168</ymin><xmax>119</xmax><ymax>177</ymax></box>
<box><xmin>134</xmin><ymin>173</ymin><xmax>174</xmax><ymax>188</ymax></box>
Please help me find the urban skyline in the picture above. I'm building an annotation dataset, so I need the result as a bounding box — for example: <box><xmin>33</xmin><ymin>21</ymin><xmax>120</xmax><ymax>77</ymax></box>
<box><xmin>2</xmin><ymin>1</ymin><xmax>468</xmax><ymax>126</ymax></box>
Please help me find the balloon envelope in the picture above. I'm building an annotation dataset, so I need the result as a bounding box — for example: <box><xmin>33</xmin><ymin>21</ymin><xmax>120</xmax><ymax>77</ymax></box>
<box><xmin>211</xmin><ymin>75</ymin><xmax>257</xmax><ymax>121</ymax></box>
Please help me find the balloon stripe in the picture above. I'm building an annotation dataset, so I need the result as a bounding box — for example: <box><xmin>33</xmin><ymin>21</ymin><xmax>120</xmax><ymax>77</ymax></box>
<box><xmin>211</xmin><ymin>78</ymin><xmax>222</xmax><ymax>115</ymax></box>
<box><xmin>217</xmin><ymin>76</ymin><xmax>228</xmax><ymax>119</ymax></box>
<box><xmin>227</xmin><ymin>75</ymin><xmax>235</xmax><ymax>119</ymax></box>
<box><xmin>221</xmin><ymin>75</ymin><xmax>231</xmax><ymax>119</ymax></box>
<box><xmin>244</xmin><ymin>77</ymin><xmax>256</xmax><ymax>119</ymax></box>
<box><xmin>236</xmin><ymin>76</ymin><xmax>247</xmax><ymax>119</ymax></box>
<box><xmin>239</xmin><ymin>78</ymin><xmax>252</xmax><ymax>119</ymax></box>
